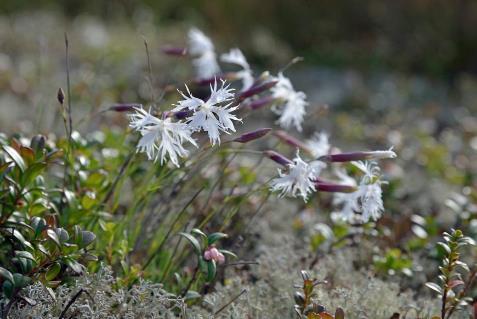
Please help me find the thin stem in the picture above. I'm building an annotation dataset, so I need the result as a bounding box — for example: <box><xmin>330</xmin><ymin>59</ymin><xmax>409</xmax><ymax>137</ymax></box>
<box><xmin>142</xmin><ymin>187</ymin><xmax>204</xmax><ymax>270</ymax></box>
<box><xmin>180</xmin><ymin>266</ymin><xmax>199</xmax><ymax>297</ymax></box>
<box><xmin>143</xmin><ymin>37</ymin><xmax>155</xmax><ymax>106</ymax></box>
<box><xmin>213</xmin><ymin>289</ymin><xmax>247</xmax><ymax>317</ymax></box>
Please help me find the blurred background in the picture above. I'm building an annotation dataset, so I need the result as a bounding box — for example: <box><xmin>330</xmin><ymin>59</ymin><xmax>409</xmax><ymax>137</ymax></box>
<box><xmin>1</xmin><ymin>0</ymin><xmax>477</xmax><ymax>299</ymax></box>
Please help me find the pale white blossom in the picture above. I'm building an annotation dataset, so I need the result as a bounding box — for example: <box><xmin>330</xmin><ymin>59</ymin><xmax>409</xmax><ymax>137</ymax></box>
<box><xmin>365</xmin><ymin>147</ymin><xmax>397</xmax><ymax>160</ymax></box>
<box><xmin>220</xmin><ymin>48</ymin><xmax>254</xmax><ymax>91</ymax></box>
<box><xmin>270</xmin><ymin>152</ymin><xmax>322</xmax><ymax>202</ymax></box>
<box><xmin>188</xmin><ymin>28</ymin><xmax>220</xmax><ymax>79</ymax></box>
<box><xmin>173</xmin><ymin>80</ymin><xmax>241</xmax><ymax>145</ymax></box>
<box><xmin>129</xmin><ymin>107</ymin><xmax>197</xmax><ymax>167</ymax></box>
<box><xmin>307</xmin><ymin>131</ymin><xmax>331</xmax><ymax>158</ymax></box>
<box><xmin>271</xmin><ymin>72</ymin><xmax>308</xmax><ymax>132</ymax></box>
<box><xmin>333</xmin><ymin>161</ymin><xmax>385</xmax><ymax>223</ymax></box>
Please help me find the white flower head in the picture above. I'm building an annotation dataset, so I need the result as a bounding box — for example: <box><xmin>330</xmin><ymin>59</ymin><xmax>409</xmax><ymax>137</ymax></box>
<box><xmin>270</xmin><ymin>151</ymin><xmax>321</xmax><ymax>202</ymax></box>
<box><xmin>332</xmin><ymin>161</ymin><xmax>385</xmax><ymax>223</ymax></box>
<box><xmin>307</xmin><ymin>131</ymin><xmax>331</xmax><ymax>158</ymax></box>
<box><xmin>173</xmin><ymin>79</ymin><xmax>241</xmax><ymax>145</ymax></box>
<box><xmin>187</xmin><ymin>28</ymin><xmax>220</xmax><ymax>79</ymax></box>
<box><xmin>129</xmin><ymin>107</ymin><xmax>197</xmax><ymax>167</ymax></box>
<box><xmin>366</xmin><ymin>147</ymin><xmax>397</xmax><ymax>160</ymax></box>
<box><xmin>271</xmin><ymin>72</ymin><xmax>308</xmax><ymax>132</ymax></box>
<box><xmin>221</xmin><ymin>48</ymin><xmax>254</xmax><ymax>91</ymax></box>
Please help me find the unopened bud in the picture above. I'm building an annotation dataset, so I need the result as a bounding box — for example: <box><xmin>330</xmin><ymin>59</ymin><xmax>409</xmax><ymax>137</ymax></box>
<box><xmin>109</xmin><ymin>104</ymin><xmax>142</xmax><ymax>112</ymax></box>
<box><xmin>161</xmin><ymin>46</ymin><xmax>188</xmax><ymax>56</ymax></box>
<box><xmin>273</xmin><ymin>130</ymin><xmax>313</xmax><ymax>154</ymax></box>
<box><xmin>318</xmin><ymin>148</ymin><xmax>396</xmax><ymax>162</ymax></box>
<box><xmin>233</xmin><ymin>128</ymin><xmax>272</xmax><ymax>143</ymax></box>
<box><xmin>238</xmin><ymin>80</ymin><xmax>278</xmax><ymax>101</ymax></box>
<box><xmin>315</xmin><ymin>182</ymin><xmax>357</xmax><ymax>193</ymax></box>
<box><xmin>247</xmin><ymin>96</ymin><xmax>275</xmax><ymax>110</ymax></box>
<box><xmin>264</xmin><ymin>150</ymin><xmax>293</xmax><ymax>167</ymax></box>
<box><xmin>57</xmin><ymin>88</ymin><xmax>65</xmax><ymax>105</ymax></box>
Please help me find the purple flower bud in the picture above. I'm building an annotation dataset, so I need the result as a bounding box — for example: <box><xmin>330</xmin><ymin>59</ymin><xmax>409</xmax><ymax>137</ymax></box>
<box><xmin>233</xmin><ymin>128</ymin><xmax>272</xmax><ymax>143</ymax></box>
<box><xmin>57</xmin><ymin>88</ymin><xmax>65</xmax><ymax>105</ymax></box>
<box><xmin>315</xmin><ymin>182</ymin><xmax>357</xmax><ymax>193</ymax></box>
<box><xmin>319</xmin><ymin>149</ymin><xmax>396</xmax><ymax>162</ymax></box>
<box><xmin>264</xmin><ymin>150</ymin><xmax>293</xmax><ymax>167</ymax></box>
<box><xmin>273</xmin><ymin>130</ymin><xmax>313</xmax><ymax>154</ymax></box>
<box><xmin>246</xmin><ymin>96</ymin><xmax>275</xmax><ymax>110</ymax></box>
<box><xmin>170</xmin><ymin>110</ymin><xmax>192</xmax><ymax>120</ymax></box>
<box><xmin>109</xmin><ymin>103</ymin><xmax>142</xmax><ymax>112</ymax></box>
<box><xmin>238</xmin><ymin>80</ymin><xmax>278</xmax><ymax>101</ymax></box>
<box><xmin>162</xmin><ymin>46</ymin><xmax>188</xmax><ymax>56</ymax></box>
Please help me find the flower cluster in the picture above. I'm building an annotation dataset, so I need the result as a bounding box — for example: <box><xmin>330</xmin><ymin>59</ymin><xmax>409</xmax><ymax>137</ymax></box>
<box><xmin>127</xmin><ymin>27</ymin><xmax>398</xmax><ymax>224</ymax></box>
<box><xmin>203</xmin><ymin>246</ymin><xmax>225</xmax><ymax>264</ymax></box>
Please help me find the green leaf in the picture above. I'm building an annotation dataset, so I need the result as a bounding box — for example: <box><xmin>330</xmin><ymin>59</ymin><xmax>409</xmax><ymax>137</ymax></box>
<box><xmin>425</xmin><ymin>282</ymin><xmax>443</xmax><ymax>294</ymax></box>
<box><xmin>436</xmin><ymin>242</ymin><xmax>451</xmax><ymax>255</ymax></box>
<box><xmin>22</xmin><ymin>162</ymin><xmax>46</xmax><ymax>186</ymax></box>
<box><xmin>0</xmin><ymin>267</ymin><xmax>14</xmax><ymax>283</ymax></box>
<box><xmin>2</xmin><ymin>280</ymin><xmax>13</xmax><ymax>298</ymax></box>
<box><xmin>184</xmin><ymin>290</ymin><xmax>201</xmax><ymax>300</ymax></box>
<box><xmin>206</xmin><ymin>260</ymin><xmax>217</xmax><ymax>282</ymax></box>
<box><xmin>13</xmin><ymin>273</ymin><xmax>31</xmax><ymax>288</ymax></box>
<box><xmin>45</xmin><ymin>263</ymin><xmax>61</xmax><ymax>281</ymax></box>
<box><xmin>191</xmin><ymin>228</ymin><xmax>207</xmax><ymax>239</ymax></box>
<box><xmin>15</xmin><ymin>250</ymin><xmax>35</xmax><ymax>262</ymax></box>
<box><xmin>179</xmin><ymin>232</ymin><xmax>202</xmax><ymax>255</ymax></box>
<box><xmin>2</xmin><ymin>145</ymin><xmax>26</xmax><ymax>172</ymax></box>
<box><xmin>65</xmin><ymin>258</ymin><xmax>83</xmax><ymax>274</ymax></box>
<box><xmin>219</xmin><ymin>249</ymin><xmax>237</xmax><ymax>259</ymax></box>
<box><xmin>47</xmin><ymin>229</ymin><xmax>61</xmax><ymax>247</ymax></box>
<box><xmin>79</xmin><ymin>231</ymin><xmax>96</xmax><ymax>248</ymax></box>
<box><xmin>207</xmin><ymin>232</ymin><xmax>228</xmax><ymax>245</ymax></box>
<box><xmin>54</xmin><ymin>228</ymin><xmax>69</xmax><ymax>243</ymax></box>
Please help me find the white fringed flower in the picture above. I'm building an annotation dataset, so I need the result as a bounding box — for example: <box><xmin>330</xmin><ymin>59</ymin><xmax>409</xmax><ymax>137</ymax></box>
<box><xmin>220</xmin><ymin>48</ymin><xmax>254</xmax><ymax>91</ymax></box>
<box><xmin>271</xmin><ymin>72</ymin><xmax>308</xmax><ymax>132</ymax></box>
<box><xmin>307</xmin><ymin>131</ymin><xmax>331</xmax><ymax>158</ymax></box>
<box><xmin>188</xmin><ymin>28</ymin><xmax>220</xmax><ymax>79</ymax></box>
<box><xmin>332</xmin><ymin>161</ymin><xmax>385</xmax><ymax>223</ymax></box>
<box><xmin>129</xmin><ymin>107</ymin><xmax>197</xmax><ymax>167</ymax></box>
<box><xmin>173</xmin><ymin>79</ymin><xmax>241</xmax><ymax>145</ymax></box>
<box><xmin>270</xmin><ymin>152</ymin><xmax>322</xmax><ymax>202</ymax></box>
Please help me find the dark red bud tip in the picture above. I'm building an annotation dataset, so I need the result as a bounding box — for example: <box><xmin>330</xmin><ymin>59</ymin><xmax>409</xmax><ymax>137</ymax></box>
<box><xmin>173</xmin><ymin>110</ymin><xmax>193</xmax><ymax>120</ymax></box>
<box><xmin>264</xmin><ymin>150</ymin><xmax>293</xmax><ymax>167</ymax></box>
<box><xmin>162</xmin><ymin>46</ymin><xmax>188</xmax><ymax>56</ymax></box>
<box><xmin>233</xmin><ymin>128</ymin><xmax>272</xmax><ymax>143</ymax></box>
<box><xmin>109</xmin><ymin>104</ymin><xmax>142</xmax><ymax>112</ymax></box>
<box><xmin>247</xmin><ymin>96</ymin><xmax>275</xmax><ymax>110</ymax></box>
<box><xmin>273</xmin><ymin>130</ymin><xmax>312</xmax><ymax>154</ymax></box>
<box><xmin>238</xmin><ymin>80</ymin><xmax>278</xmax><ymax>100</ymax></box>
<box><xmin>319</xmin><ymin>152</ymin><xmax>369</xmax><ymax>162</ymax></box>
<box><xmin>315</xmin><ymin>182</ymin><xmax>357</xmax><ymax>193</ymax></box>
<box><xmin>57</xmin><ymin>88</ymin><xmax>65</xmax><ymax>105</ymax></box>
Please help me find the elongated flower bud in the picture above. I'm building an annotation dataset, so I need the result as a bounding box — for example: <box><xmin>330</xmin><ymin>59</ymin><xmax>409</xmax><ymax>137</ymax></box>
<box><xmin>318</xmin><ymin>148</ymin><xmax>396</xmax><ymax>162</ymax></box>
<box><xmin>57</xmin><ymin>88</ymin><xmax>65</xmax><ymax>105</ymax></box>
<box><xmin>264</xmin><ymin>150</ymin><xmax>293</xmax><ymax>166</ymax></box>
<box><xmin>233</xmin><ymin>128</ymin><xmax>272</xmax><ymax>143</ymax></box>
<box><xmin>247</xmin><ymin>96</ymin><xmax>275</xmax><ymax>110</ymax></box>
<box><xmin>315</xmin><ymin>182</ymin><xmax>357</xmax><ymax>193</ymax></box>
<box><xmin>162</xmin><ymin>46</ymin><xmax>187</xmax><ymax>56</ymax></box>
<box><xmin>109</xmin><ymin>103</ymin><xmax>142</xmax><ymax>112</ymax></box>
<box><xmin>238</xmin><ymin>80</ymin><xmax>278</xmax><ymax>101</ymax></box>
<box><xmin>273</xmin><ymin>130</ymin><xmax>313</xmax><ymax>154</ymax></box>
